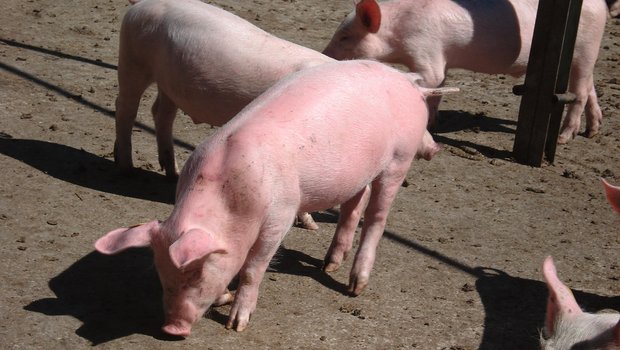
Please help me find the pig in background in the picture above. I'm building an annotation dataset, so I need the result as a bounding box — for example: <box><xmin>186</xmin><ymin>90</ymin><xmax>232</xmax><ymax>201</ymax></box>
<box><xmin>95</xmin><ymin>60</ymin><xmax>443</xmax><ymax>337</ymax></box>
<box><xmin>114</xmin><ymin>0</ymin><xmax>333</xmax><ymax>229</ymax></box>
<box><xmin>323</xmin><ymin>0</ymin><xmax>608</xmax><ymax>144</ymax></box>
<box><xmin>114</xmin><ymin>0</ymin><xmax>331</xmax><ymax>177</ymax></box>
<box><xmin>541</xmin><ymin>179</ymin><xmax>620</xmax><ymax>350</ymax></box>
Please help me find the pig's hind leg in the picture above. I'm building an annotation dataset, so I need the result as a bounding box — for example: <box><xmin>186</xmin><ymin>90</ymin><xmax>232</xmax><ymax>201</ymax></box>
<box><xmin>558</xmin><ymin>72</ymin><xmax>601</xmax><ymax>143</ymax></box>
<box><xmin>152</xmin><ymin>89</ymin><xmax>179</xmax><ymax>178</ymax></box>
<box><xmin>296</xmin><ymin>211</ymin><xmax>319</xmax><ymax>230</ymax></box>
<box><xmin>226</xmin><ymin>210</ymin><xmax>298</xmax><ymax>332</ymax></box>
<box><xmin>348</xmin><ymin>162</ymin><xmax>411</xmax><ymax>296</ymax></box>
<box><xmin>323</xmin><ymin>186</ymin><xmax>370</xmax><ymax>272</ymax></box>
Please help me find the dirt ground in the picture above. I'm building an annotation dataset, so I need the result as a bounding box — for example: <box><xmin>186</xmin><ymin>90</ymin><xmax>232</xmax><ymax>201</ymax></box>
<box><xmin>1</xmin><ymin>0</ymin><xmax>619</xmax><ymax>349</ymax></box>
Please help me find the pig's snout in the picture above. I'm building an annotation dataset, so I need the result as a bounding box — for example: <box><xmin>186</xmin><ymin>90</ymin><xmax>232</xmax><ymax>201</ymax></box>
<box><xmin>162</xmin><ymin>321</ymin><xmax>192</xmax><ymax>337</ymax></box>
<box><xmin>162</xmin><ymin>300</ymin><xmax>200</xmax><ymax>337</ymax></box>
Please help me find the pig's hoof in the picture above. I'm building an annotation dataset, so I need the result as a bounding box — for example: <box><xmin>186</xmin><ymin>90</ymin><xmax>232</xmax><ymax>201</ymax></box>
<box><xmin>584</xmin><ymin>128</ymin><xmax>599</xmax><ymax>139</ymax></box>
<box><xmin>225</xmin><ymin>316</ymin><xmax>249</xmax><ymax>332</ymax></box>
<box><xmin>557</xmin><ymin>133</ymin><xmax>573</xmax><ymax>145</ymax></box>
<box><xmin>297</xmin><ymin>212</ymin><xmax>319</xmax><ymax>230</ymax></box>
<box><xmin>323</xmin><ymin>262</ymin><xmax>340</xmax><ymax>273</ymax></box>
<box><xmin>213</xmin><ymin>290</ymin><xmax>234</xmax><ymax>306</ymax></box>
<box><xmin>347</xmin><ymin>276</ymin><xmax>368</xmax><ymax>296</ymax></box>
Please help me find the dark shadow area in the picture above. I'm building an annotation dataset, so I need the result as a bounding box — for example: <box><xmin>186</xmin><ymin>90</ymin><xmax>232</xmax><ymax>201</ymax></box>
<box><xmin>0</xmin><ymin>38</ymin><xmax>118</xmax><ymax>70</ymax></box>
<box><xmin>269</xmin><ymin>245</ymin><xmax>349</xmax><ymax>294</ymax></box>
<box><xmin>24</xmin><ymin>249</ymin><xmax>169</xmax><ymax>345</ymax></box>
<box><xmin>382</xmin><ymin>229</ymin><xmax>620</xmax><ymax>349</ymax></box>
<box><xmin>430</xmin><ymin>110</ymin><xmax>516</xmax><ymax>160</ymax></box>
<box><xmin>306</xmin><ymin>209</ymin><xmax>339</xmax><ymax>226</ymax></box>
<box><xmin>0</xmin><ymin>52</ymin><xmax>195</xmax><ymax>152</ymax></box>
<box><xmin>0</xmin><ymin>137</ymin><xmax>176</xmax><ymax>204</ymax></box>
<box><xmin>433</xmin><ymin>110</ymin><xmax>517</xmax><ymax>135</ymax></box>
<box><xmin>433</xmin><ymin>133</ymin><xmax>514</xmax><ymax>160</ymax></box>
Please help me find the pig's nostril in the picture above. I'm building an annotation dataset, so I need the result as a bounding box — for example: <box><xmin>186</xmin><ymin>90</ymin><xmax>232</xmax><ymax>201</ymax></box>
<box><xmin>162</xmin><ymin>323</ymin><xmax>191</xmax><ymax>338</ymax></box>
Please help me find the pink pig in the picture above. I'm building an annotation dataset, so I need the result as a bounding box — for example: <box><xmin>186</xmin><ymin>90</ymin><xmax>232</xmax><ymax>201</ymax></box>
<box><xmin>114</xmin><ymin>0</ymin><xmax>332</xmax><ymax>178</ymax></box>
<box><xmin>541</xmin><ymin>256</ymin><xmax>620</xmax><ymax>350</ymax></box>
<box><xmin>95</xmin><ymin>60</ymin><xmax>443</xmax><ymax>337</ymax></box>
<box><xmin>323</xmin><ymin>0</ymin><xmax>608</xmax><ymax>144</ymax></box>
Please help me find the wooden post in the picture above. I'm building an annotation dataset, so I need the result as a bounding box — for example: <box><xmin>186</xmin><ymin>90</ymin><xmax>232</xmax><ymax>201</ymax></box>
<box><xmin>512</xmin><ymin>0</ymin><xmax>582</xmax><ymax>166</ymax></box>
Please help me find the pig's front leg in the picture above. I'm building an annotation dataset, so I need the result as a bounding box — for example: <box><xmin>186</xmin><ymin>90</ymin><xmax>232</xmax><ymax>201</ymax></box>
<box><xmin>152</xmin><ymin>90</ymin><xmax>180</xmax><ymax>178</ymax></box>
<box><xmin>348</xmin><ymin>165</ymin><xmax>409</xmax><ymax>296</ymax></box>
<box><xmin>324</xmin><ymin>186</ymin><xmax>370</xmax><ymax>272</ymax></box>
<box><xmin>226</xmin><ymin>213</ymin><xmax>296</xmax><ymax>331</ymax></box>
<box><xmin>114</xmin><ymin>59</ymin><xmax>152</xmax><ymax>175</ymax></box>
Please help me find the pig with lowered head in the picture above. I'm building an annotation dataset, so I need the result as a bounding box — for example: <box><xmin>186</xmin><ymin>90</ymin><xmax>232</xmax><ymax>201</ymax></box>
<box><xmin>115</xmin><ymin>0</ymin><xmax>333</xmax><ymax>230</ymax></box>
<box><xmin>540</xmin><ymin>179</ymin><xmax>620</xmax><ymax>349</ymax></box>
<box><xmin>95</xmin><ymin>60</ymin><xmax>443</xmax><ymax>337</ymax></box>
<box><xmin>323</xmin><ymin>0</ymin><xmax>607</xmax><ymax>144</ymax></box>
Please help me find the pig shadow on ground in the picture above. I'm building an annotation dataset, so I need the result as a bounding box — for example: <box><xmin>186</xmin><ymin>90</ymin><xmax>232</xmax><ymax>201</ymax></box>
<box><xmin>0</xmin><ymin>44</ymin><xmax>196</xmax><ymax>153</ymax></box>
<box><xmin>206</xmin><ymin>244</ymin><xmax>350</xmax><ymax>327</ymax></box>
<box><xmin>24</xmin><ymin>249</ymin><xmax>176</xmax><ymax>344</ymax></box>
<box><xmin>269</xmin><ymin>245</ymin><xmax>349</xmax><ymax>293</ymax></box>
<box><xmin>306</xmin><ymin>208</ymin><xmax>340</xmax><ymax>226</ymax></box>
<box><xmin>432</xmin><ymin>110</ymin><xmax>516</xmax><ymax>160</ymax></box>
<box><xmin>0</xmin><ymin>38</ymin><xmax>118</xmax><ymax>70</ymax></box>
<box><xmin>0</xmin><ymin>137</ymin><xmax>176</xmax><ymax>204</ymax></box>
<box><xmin>382</xmin><ymin>229</ymin><xmax>620</xmax><ymax>349</ymax></box>
<box><xmin>433</xmin><ymin>110</ymin><xmax>517</xmax><ymax>135</ymax></box>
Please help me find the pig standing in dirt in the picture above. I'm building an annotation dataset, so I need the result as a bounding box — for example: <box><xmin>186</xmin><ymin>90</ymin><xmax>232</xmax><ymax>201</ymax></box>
<box><xmin>95</xmin><ymin>60</ymin><xmax>442</xmax><ymax>337</ymax></box>
<box><xmin>115</xmin><ymin>0</ymin><xmax>332</xmax><ymax>229</ymax></box>
<box><xmin>115</xmin><ymin>0</ymin><xmax>332</xmax><ymax>177</ymax></box>
<box><xmin>540</xmin><ymin>179</ymin><xmax>620</xmax><ymax>349</ymax></box>
<box><xmin>323</xmin><ymin>0</ymin><xmax>608</xmax><ymax>144</ymax></box>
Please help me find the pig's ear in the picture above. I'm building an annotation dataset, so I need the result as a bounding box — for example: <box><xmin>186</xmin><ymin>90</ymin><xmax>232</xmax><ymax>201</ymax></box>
<box><xmin>542</xmin><ymin>256</ymin><xmax>583</xmax><ymax>337</ymax></box>
<box><xmin>356</xmin><ymin>0</ymin><xmax>381</xmax><ymax>33</ymax></box>
<box><xmin>601</xmin><ymin>178</ymin><xmax>620</xmax><ymax>215</ymax></box>
<box><xmin>169</xmin><ymin>229</ymin><xmax>226</xmax><ymax>270</ymax></box>
<box><xmin>95</xmin><ymin>220</ymin><xmax>159</xmax><ymax>254</ymax></box>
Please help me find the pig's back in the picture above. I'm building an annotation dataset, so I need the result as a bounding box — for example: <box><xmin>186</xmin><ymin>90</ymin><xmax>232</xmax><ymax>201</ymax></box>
<box><xmin>123</xmin><ymin>0</ymin><xmax>331</xmax><ymax>125</ymax></box>
<box><xmin>224</xmin><ymin>61</ymin><xmax>429</xmax><ymax>211</ymax></box>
